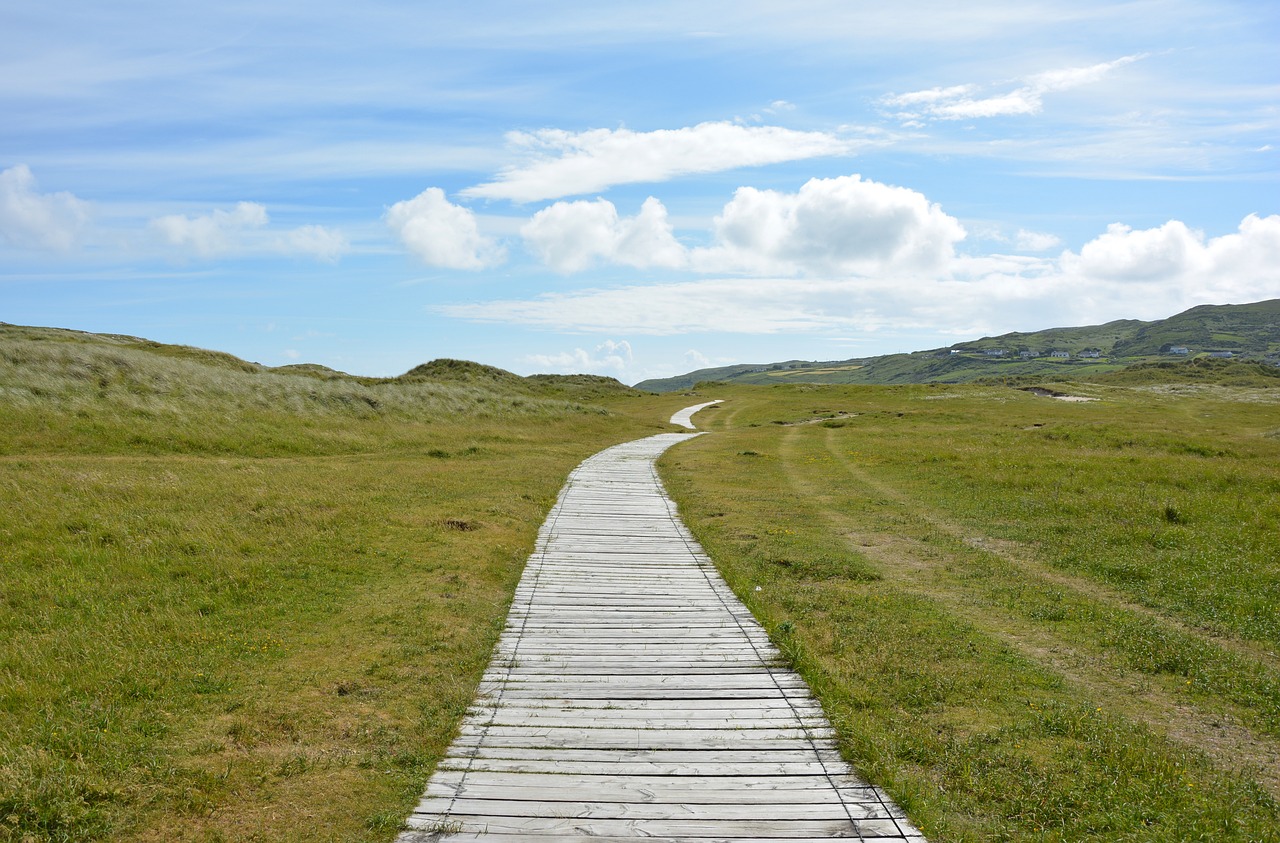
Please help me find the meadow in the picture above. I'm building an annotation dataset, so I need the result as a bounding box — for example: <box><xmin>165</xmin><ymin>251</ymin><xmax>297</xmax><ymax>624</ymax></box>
<box><xmin>3</xmin><ymin>325</ymin><xmax>1278</xmax><ymax>842</ymax></box>
<box><xmin>0</xmin><ymin>326</ymin><xmax>693</xmax><ymax>842</ymax></box>
<box><xmin>658</xmin><ymin>378</ymin><xmax>1280</xmax><ymax>841</ymax></box>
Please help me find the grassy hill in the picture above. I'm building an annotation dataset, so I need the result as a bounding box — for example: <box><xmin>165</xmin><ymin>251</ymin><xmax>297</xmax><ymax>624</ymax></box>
<box><xmin>635</xmin><ymin>299</ymin><xmax>1280</xmax><ymax>392</ymax></box>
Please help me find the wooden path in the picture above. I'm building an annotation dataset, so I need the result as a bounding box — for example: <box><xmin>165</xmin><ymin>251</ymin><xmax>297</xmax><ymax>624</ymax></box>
<box><xmin>398</xmin><ymin>403</ymin><xmax>925</xmax><ymax>841</ymax></box>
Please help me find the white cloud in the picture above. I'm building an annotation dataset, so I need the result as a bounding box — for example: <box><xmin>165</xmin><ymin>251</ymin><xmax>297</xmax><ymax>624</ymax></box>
<box><xmin>881</xmin><ymin>84</ymin><xmax>975</xmax><ymax>107</ymax></box>
<box><xmin>695</xmin><ymin>174</ymin><xmax>966</xmax><ymax>276</ymax></box>
<box><xmin>684</xmin><ymin>349</ymin><xmax>713</xmax><ymax>369</ymax></box>
<box><xmin>0</xmin><ymin>165</ymin><xmax>89</xmax><ymax>251</ymax></box>
<box><xmin>517</xmin><ymin>174</ymin><xmax>966</xmax><ymax>278</ymax></box>
<box><xmin>384</xmin><ymin>187</ymin><xmax>504</xmax><ymax>269</ymax></box>
<box><xmin>439</xmin><ymin>214</ymin><xmax>1280</xmax><ymax>341</ymax></box>
<box><xmin>278</xmin><ymin>224</ymin><xmax>349</xmax><ymax>263</ymax></box>
<box><xmin>1015</xmin><ymin>229</ymin><xmax>1062</xmax><ymax>251</ymax></box>
<box><xmin>1062</xmin><ymin>214</ymin><xmax>1280</xmax><ymax>298</ymax></box>
<box><xmin>524</xmin><ymin>339</ymin><xmax>633</xmax><ymax>375</ymax></box>
<box><xmin>521</xmin><ymin>197</ymin><xmax>685</xmax><ymax>272</ymax></box>
<box><xmin>151</xmin><ymin>203</ymin><xmax>347</xmax><ymax>262</ymax></box>
<box><xmin>462</xmin><ymin>122</ymin><xmax>855</xmax><ymax>202</ymax></box>
<box><xmin>151</xmin><ymin>201</ymin><xmax>268</xmax><ymax>258</ymax></box>
<box><xmin>883</xmin><ymin>55</ymin><xmax>1144</xmax><ymax>121</ymax></box>
<box><xmin>438</xmin><ymin>277</ymin><xmax>910</xmax><ymax>336</ymax></box>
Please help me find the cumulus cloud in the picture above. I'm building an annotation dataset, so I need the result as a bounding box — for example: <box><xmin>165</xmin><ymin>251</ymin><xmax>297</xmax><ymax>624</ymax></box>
<box><xmin>439</xmin><ymin>214</ymin><xmax>1280</xmax><ymax>340</ymax></box>
<box><xmin>1062</xmin><ymin>214</ymin><xmax>1280</xmax><ymax>298</ymax></box>
<box><xmin>521</xmin><ymin>197</ymin><xmax>686</xmax><ymax>272</ymax></box>
<box><xmin>385</xmin><ymin>187</ymin><xmax>504</xmax><ymax>269</ymax></box>
<box><xmin>0</xmin><ymin>165</ymin><xmax>90</xmax><ymax>251</ymax></box>
<box><xmin>462</xmin><ymin>122</ymin><xmax>855</xmax><ymax>202</ymax></box>
<box><xmin>152</xmin><ymin>201</ymin><xmax>269</xmax><ymax>258</ymax></box>
<box><xmin>524</xmin><ymin>339</ymin><xmax>633</xmax><ymax>375</ymax></box>
<box><xmin>695</xmin><ymin>174</ymin><xmax>966</xmax><ymax>276</ymax></box>
<box><xmin>882</xmin><ymin>55</ymin><xmax>1144</xmax><ymax>121</ymax></box>
<box><xmin>518</xmin><ymin>175</ymin><xmax>965</xmax><ymax>277</ymax></box>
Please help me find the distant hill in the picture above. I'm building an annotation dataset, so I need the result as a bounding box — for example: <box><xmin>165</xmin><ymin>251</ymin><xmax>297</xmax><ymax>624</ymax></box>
<box><xmin>634</xmin><ymin>299</ymin><xmax>1280</xmax><ymax>392</ymax></box>
<box><xmin>0</xmin><ymin>323</ymin><xmax>641</xmax><ymax>403</ymax></box>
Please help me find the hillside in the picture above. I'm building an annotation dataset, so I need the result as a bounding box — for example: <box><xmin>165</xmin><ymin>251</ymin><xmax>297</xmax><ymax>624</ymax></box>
<box><xmin>635</xmin><ymin>299</ymin><xmax>1280</xmax><ymax>391</ymax></box>
<box><xmin>0</xmin><ymin>323</ymin><xmax>685</xmax><ymax>843</ymax></box>
<box><xmin>0</xmin><ymin>323</ymin><xmax>640</xmax><ymax>417</ymax></box>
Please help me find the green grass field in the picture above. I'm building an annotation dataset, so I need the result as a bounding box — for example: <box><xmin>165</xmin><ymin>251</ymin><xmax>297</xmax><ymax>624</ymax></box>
<box><xmin>3</xmin><ymin>325</ymin><xmax>1278</xmax><ymax>842</ymax></box>
<box><xmin>659</xmin><ymin>381</ymin><xmax>1280</xmax><ymax>841</ymax></box>
<box><xmin>0</xmin><ymin>326</ymin><xmax>694</xmax><ymax>842</ymax></box>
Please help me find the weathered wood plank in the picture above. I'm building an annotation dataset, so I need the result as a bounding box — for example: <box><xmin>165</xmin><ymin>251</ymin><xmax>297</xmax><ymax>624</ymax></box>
<box><xmin>394</xmin><ymin>414</ymin><xmax>924</xmax><ymax>842</ymax></box>
<box><xmin>422</xmin><ymin>771</ymin><xmax>890</xmax><ymax>798</ymax></box>
<box><xmin>405</xmin><ymin>837</ymin><xmax>924</xmax><ymax>843</ymax></box>
<box><xmin>410</xmin><ymin>797</ymin><xmax>858</xmax><ymax>820</ymax></box>
<box><xmin>441</xmin><ymin>746</ymin><xmax>850</xmax><ymax>764</ymax></box>
<box><xmin>404</xmin><ymin>815</ymin><xmax>904</xmax><ymax>836</ymax></box>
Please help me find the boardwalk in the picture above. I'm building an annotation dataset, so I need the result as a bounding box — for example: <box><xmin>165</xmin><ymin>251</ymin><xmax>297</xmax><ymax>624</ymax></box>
<box><xmin>399</xmin><ymin>404</ymin><xmax>924</xmax><ymax>841</ymax></box>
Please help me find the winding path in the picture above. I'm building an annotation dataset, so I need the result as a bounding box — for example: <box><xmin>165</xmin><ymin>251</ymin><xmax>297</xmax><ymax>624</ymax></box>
<box><xmin>399</xmin><ymin>403</ymin><xmax>924</xmax><ymax>841</ymax></box>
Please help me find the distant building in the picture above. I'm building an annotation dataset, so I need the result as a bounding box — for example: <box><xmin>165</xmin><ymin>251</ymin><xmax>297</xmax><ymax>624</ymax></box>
<box><xmin>985</xmin><ymin>349</ymin><xmax>1006</xmax><ymax>357</ymax></box>
<box><xmin>1209</xmin><ymin>350</ymin><xmax>1234</xmax><ymax>358</ymax></box>
<box><xmin>1020</xmin><ymin>351</ymin><xmax>1040</xmax><ymax>359</ymax></box>
<box><xmin>1078</xmin><ymin>350</ymin><xmax>1102</xmax><ymax>359</ymax></box>
<box><xmin>1050</xmin><ymin>350</ymin><xmax>1070</xmax><ymax>359</ymax></box>
<box><xmin>1168</xmin><ymin>346</ymin><xmax>1190</xmax><ymax>355</ymax></box>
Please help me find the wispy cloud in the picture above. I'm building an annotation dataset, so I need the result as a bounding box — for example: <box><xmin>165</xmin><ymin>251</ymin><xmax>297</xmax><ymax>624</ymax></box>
<box><xmin>0</xmin><ymin>165</ymin><xmax>90</xmax><ymax>251</ymax></box>
<box><xmin>462</xmin><ymin>122</ymin><xmax>856</xmax><ymax>202</ymax></box>
<box><xmin>151</xmin><ymin>202</ymin><xmax>269</xmax><ymax>258</ymax></box>
<box><xmin>882</xmin><ymin>55</ymin><xmax>1145</xmax><ymax>121</ymax></box>
<box><xmin>523</xmin><ymin>339</ymin><xmax>633</xmax><ymax>375</ymax></box>
<box><xmin>151</xmin><ymin>201</ymin><xmax>348</xmax><ymax>261</ymax></box>
<box><xmin>277</xmin><ymin>225</ymin><xmax>349</xmax><ymax>263</ymax></box>
<box><xmin>1014</xmin><ymin>229</ymin><xmax>1063</xmax><ymax>251</ymax></box>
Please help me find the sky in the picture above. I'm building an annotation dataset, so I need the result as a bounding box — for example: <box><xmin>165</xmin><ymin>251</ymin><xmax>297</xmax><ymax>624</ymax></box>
<box><xmin>2</xmin><ymin>1</ymin><xmax>1278</xmax><ymax>384</ymax></box>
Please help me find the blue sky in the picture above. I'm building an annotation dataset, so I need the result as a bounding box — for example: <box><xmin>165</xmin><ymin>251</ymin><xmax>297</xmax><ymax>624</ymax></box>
<box><xmin>3</xmin><ymin>0</ymin><xmax>1277</xmax><ymax>383</ymax></box>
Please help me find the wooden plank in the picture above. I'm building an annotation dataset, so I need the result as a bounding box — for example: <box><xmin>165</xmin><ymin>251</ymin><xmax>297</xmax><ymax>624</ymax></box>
<box><xmin>407</xmin><ymin>837</ymin><xmax>925</xmax><ymax>843</ymax></box>
<box><xmin>436</xmin><ymin>760</ymin><xmax>846</xmax><ymax>777</ymax></box>
<box><xmin>394</xmin><ymin>416</ymin><xmax>924</xmax><ymax>842</ymax></box>
<box><xmin>422</xmin><ymin>771</ymin><xmax>886</xmax><ymax>797</ymax></box>
<box><xmin>441</xmin><ymin>746</ymin><xmax>851</xmax><ymax>764</ymax></box>
<box><xmin>404</xmin><ymin>816</ymin><xmax>895</xmax><ymax>836</ymax></box>
<box><xmin>410</xmin><ymin>797</ymin><xmax>857</xmax><ymax>820</ymax></box>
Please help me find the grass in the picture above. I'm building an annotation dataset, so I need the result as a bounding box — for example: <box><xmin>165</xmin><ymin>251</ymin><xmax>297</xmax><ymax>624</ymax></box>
<box><xmin>659</xmin><ymin>382</ymin><xmax>1280</xmax><ymax>842</ymax></box>
<box><xmin>0</xmin><ymin>325</ymin><xmax>696</xmax><ymax>842</ymax></box>
<box><xmin>6</xmin><ymin>321</ymin><xmax>1279</xmax><ymax>841</ymax></box>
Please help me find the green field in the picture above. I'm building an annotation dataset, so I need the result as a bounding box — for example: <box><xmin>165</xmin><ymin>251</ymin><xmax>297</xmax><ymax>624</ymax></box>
<box><xmin>659</xmin><ymin>381</ymin><xmax>1280</xmax><ymax>841</ymax></box>
<box><xmin>3</xmin><ymin>325</ymin><xmax>1279</xmax><ymax>841</ymax></box>
<box><xmin>0</xmin><ymin>326</ymin><xmax>694</xmax><ymax>842</ymax></box>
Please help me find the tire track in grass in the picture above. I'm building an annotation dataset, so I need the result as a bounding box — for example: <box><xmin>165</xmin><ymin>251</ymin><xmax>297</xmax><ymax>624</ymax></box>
<box><xmin>773</xmin><ymin>424</ymin><xmax>1280</xmax><ymax>798</ymax></box>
